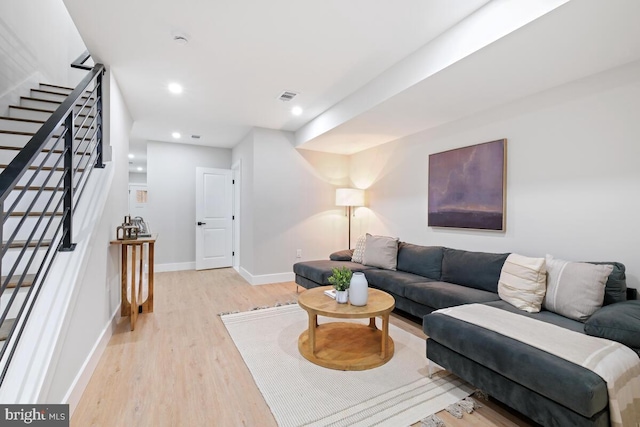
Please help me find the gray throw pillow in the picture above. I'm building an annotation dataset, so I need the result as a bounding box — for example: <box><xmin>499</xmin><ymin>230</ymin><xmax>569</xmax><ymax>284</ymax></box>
<box><xmin>543</xmin><ymin>255</ymin><xmax>613</xmax><ymax>322</ymax></box>
<box><xmin>362</xmin><ymin>234</ymin><xmax>399</xmax><ymax>270</ymax></box>
<box><xmin>330</xmin><ymin>249</ymin><xmax>354</xmax><ymax>261</ymax></box>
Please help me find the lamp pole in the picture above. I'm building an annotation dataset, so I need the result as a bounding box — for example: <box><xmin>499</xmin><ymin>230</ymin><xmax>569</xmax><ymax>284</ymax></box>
<box><xmin>347</xmin><ymin>205</ymin><xmax>352</xmax><ymax>250</ymax></box>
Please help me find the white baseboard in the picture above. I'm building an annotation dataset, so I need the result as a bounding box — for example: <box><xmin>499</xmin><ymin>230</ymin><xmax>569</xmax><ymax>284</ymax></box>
<box><xmin>64</xmin><ymin>305</ymin><xmax>119</xmax><ymax>416</ymax></box>
<box><xmin>239</xmin><ymin>267</ymin><xmax>294</xmax><ymax>286</ymax></box>
<box><xmin>156</xmin><ymin>262</ymin><xmax>195</xmax><ymax>273</ymax></box>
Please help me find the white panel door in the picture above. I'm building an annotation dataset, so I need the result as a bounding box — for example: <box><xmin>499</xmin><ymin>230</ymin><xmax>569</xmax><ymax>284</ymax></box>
<box><xmin>128</xmin><ymin>185</ymin><xmax>149</xmax><ymax>220</ymax></box>
<box><xmin>195</xmin><ymin>167</ymin><xmax>233</xmax><ymax>270</ymax></box>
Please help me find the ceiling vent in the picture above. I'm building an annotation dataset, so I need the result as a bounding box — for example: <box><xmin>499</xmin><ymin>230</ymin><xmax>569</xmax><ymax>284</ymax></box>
<box><xmin>277</xmin><ymin>91</ymin><xmax>298</xmax><ymax>102</ymax></box>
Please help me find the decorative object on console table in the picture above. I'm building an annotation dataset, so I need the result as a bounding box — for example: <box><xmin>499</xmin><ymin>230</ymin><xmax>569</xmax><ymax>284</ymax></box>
<box><xmin>428</xmin><ymin>139</ymin><xmax>506</xmax><ymax>231</ymax></box>
<box><xmin>110</xmin><ymin>234</ymin><xmax>157</xmax><ymax>331</ymax></box>
<box><xmin>349</xmin><ymin>272</ymin><xmax>369</xmax><ymax>306</ymax></box>
<box><xmin>131</xmin><ymin>216</ymin><xmax>151</xmax><ymax>237</ymax></box>
<box><xmin>328</xmin><ymin>266</ymin><xmax>352</xmax><ymax>304</ymax></box>
<box><xmin>116</xmin><ymin>215</ymin><xmax>140</xmax><ymax>240</ymax></box>
<box><xmin>335</xmin><ymin>188</ymin><xmax>365</xmax><ymax>249</ymax></box>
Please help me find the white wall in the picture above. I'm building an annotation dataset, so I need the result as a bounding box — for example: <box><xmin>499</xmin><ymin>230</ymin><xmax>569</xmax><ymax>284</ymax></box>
<box><xmin>232</xmin><ymin>128</ymin><xmax>349</xmax><ymax>283</ymax></box>
<box><xmin>350</xmin><ymin>61</ymin><xmax>640</xmax><ymax>290</ymax></box>
<box><xmin>0</xmin><ymin>0</ymin><xmax>87</xmax><ymax>114</ymax></box>
<box><xmin>231</xmin><ymin>131</ymin><xmax>255</xmax><ymax>273</ymax></box>
<box><xmin>128</xmin><ymin>172</ymin><xmax>147</xmax><ymax>184</ymax></box>
<box><xmin>40</xmin><ymin>71</ymin><xmax>132</xmax><ymax>407</ymax></box>
<box><xmin>147</xmin><ymin>141</ymin><xmax>232</xmax><ymax>269</ymax></box>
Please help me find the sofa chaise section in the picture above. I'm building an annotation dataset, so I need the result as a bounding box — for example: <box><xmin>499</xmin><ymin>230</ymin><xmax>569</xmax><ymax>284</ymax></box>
<box><xmin>424</xmin><ymin>308</ymin><xmax>609</xmax><ymax>426</ymax></box>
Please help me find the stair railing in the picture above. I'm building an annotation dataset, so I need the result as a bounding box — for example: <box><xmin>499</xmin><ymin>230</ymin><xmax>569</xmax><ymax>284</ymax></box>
<box><xmin>0</xmin><ymin>54</ymin><xmax>105</xmax><ymax>385</ymax></box>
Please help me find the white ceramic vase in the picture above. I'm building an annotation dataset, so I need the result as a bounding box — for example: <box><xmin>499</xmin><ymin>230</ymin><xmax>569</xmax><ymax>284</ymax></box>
<box><xmin>349</xmin><ymin>272</ymin><xmax>368</xmax><ymax>306</ymax></box>
<box><xmin>335</xmin><ymin>290</ymin><xmax>349</xmax><ymax>304</ymax></box>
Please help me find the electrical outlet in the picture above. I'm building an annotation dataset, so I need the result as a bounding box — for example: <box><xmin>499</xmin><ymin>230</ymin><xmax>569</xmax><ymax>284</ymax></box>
<box><xmin>296</xmin><ymin>249</ymin><xmax>302</xmax><ymax>258</ymax></box>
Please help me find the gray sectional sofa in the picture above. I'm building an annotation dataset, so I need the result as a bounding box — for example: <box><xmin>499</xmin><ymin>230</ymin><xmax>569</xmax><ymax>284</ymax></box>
<box><xmin>292</xmin><ymin>242</ymin><xmax>640</xmax><ymax>427</ymax></box>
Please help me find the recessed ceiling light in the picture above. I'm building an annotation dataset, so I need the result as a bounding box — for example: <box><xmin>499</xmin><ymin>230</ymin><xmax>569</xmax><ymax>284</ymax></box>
<box><xmin>168</xmin><ymin>83</ymin><xmax>183</xmax><ymax>94</ymax></box>
<box><xmin>172</xmin><ymin>132</ymin><xmax>181</xmax><ymax>139</ymax></box>
<box><xmin>128</xmin><ymin>153</ymin><xmax>135</xmax><ymax>159</ymax></box>
<box><xmin>137</xmin><ymin>167</ymin><xmax>143</xmax><ymax>172</ymax></box>
<box><xmin>291</xmin><ymin>106</ymin><xmax>303</xmax><ymax>116</ymax></box>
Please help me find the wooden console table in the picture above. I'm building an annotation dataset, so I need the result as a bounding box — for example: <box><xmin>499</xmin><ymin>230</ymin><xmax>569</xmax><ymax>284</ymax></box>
<box><xmin>110</xmin><ymin>234</ymin><xmax>157</xmax><ymax>330</ymax></box>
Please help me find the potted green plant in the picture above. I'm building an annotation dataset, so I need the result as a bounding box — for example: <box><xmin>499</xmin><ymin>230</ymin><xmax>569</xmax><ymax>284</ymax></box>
<box><xmin>328</xmin><ymin>266</ymin><xmax>353</xmax><ymax>304</ymax></box>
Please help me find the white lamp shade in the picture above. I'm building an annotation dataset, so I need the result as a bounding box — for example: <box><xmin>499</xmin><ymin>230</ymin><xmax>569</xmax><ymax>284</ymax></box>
<box><xmin>335</xmin><ymin>188</ymin><xmax>365</xmax><ymax>207</ymax></box>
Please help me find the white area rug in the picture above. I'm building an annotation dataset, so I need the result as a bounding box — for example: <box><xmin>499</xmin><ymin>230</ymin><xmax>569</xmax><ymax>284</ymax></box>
<box><xmin>221</xmin><ymin>304</ymin><xmax>472</xmax><ymax>427</ymax></box>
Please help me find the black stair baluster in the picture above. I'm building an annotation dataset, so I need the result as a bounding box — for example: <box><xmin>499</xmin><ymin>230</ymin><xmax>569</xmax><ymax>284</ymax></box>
<box><xmin>60</xmin><ymin>113</ymin><xmax>75</xmax><ymax>252</ymax></box>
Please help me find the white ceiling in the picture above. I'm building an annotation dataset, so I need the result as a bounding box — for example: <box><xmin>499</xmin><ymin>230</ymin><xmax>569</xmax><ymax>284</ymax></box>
<box><xmin>63</xmin><ymin>0</ymin><xmax>640</xmax><ymax>167</ymax></box>
<box><xmin>62</xmin><ymin>0</ymin><xmax>488</xmax><ymax>166</ymax></box>
<box><xmin>298</xmin><ymin>0</ymin><xmax>640</xmax><ymax>154</ymax></box>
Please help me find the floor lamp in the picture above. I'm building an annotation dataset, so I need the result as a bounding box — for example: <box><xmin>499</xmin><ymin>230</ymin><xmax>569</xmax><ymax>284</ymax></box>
<box><xmin>335</xmin><ymin>188</ymin><xmax>365</xmax><ymax>250</ymax></box>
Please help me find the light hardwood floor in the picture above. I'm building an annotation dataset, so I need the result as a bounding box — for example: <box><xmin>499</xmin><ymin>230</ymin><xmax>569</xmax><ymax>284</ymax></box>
<box><xmin>72</xmin><ymin>268</ymin><xmax>534</xmax><ymax>427</ymax></box>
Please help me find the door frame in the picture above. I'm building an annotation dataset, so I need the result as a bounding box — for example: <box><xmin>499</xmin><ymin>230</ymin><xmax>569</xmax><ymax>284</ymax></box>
<box><xmin>231</xmin><ymin>160</ymin><xmax>241</xmax><ymax>271</ymax></box>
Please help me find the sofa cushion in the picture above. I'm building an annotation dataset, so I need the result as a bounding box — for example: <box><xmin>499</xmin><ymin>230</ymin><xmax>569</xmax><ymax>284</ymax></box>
<box><xmin>584</xmin><ymin>300</ymin><xmax>640</xmax><ymax>350</ymax></box>
<box><xmin>441</xmin><ymin>248</ymin><xmax>509</xmax><ymax>293</ymax></box>
<box><xmin>293</xmin><ymin>260</ymin><xmax>376</xmax><ymax>285</ymax></box>
<box><xmin>329</xmin><ymin>249</ymin><xmax>354</xmax><ymax>261</ymax></box>
<box><xmin>424</xmin><ymin>313</ymin><xmax>608</xmax><ymax>418</ymax></box>
<box><xmin>589</xmin><ymin>261</ymin><xmax>627</xmax><ymax>305</ymax></box>
<box><xmin>362</xmin><ymin>234</ymin><xmax>399</xmax><ymax>270</ymax></box>
<box><xmin>396</xmin><ymin>243</ymin><xmax>443</xmax><ymax>280</ymax></box>
<box><xmin>364</xmin><ymin>269</ymin><xmax>429</xmax><ymax>297</ymax></box>
<box><xmin>544</xmin><ymin>255</ymin><xmax>613</xmax><ymax>322</ymax></box>
<box><xmin>498</xmin><ymin>253</ymin><xmax>547</xmax><ymax>313</ymax></box>
<box><xmin>404</xmin><ymin>281</ymin><xmax>500</xmax><ymax>310</ymax></box>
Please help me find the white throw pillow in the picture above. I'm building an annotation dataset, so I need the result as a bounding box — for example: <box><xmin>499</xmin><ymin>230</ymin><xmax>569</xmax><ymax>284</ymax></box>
<box><xmin>362</xmin><ymin>234</ymin><xmax>399</xmax><ymax>270</ymax></box>
<box><xmin>498</xmin><ymin>253</ymin><xmax>547</xmax><ymax>313</ymax></box>
<box><xmin>543</xmin><ymin>254</ymin><xmax>613</xmax><ymax>322</ymax></box>
<box><xmin>351</xmin><ymin>235</ymin><xmax>367</xmax><ymax>264</ymax></box>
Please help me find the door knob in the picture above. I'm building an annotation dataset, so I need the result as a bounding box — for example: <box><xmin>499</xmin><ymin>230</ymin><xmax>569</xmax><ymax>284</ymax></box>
<box><xmin>197</xmin><ymin>222</ymin><xmax>206</xmax><ymax>226</ymax></box>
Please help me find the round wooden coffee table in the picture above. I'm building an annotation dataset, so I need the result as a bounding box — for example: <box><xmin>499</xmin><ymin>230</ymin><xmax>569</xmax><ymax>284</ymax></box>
<box><xmin>297</xmin><ymin>286</ymin><xmax>395</xmax><ymax>371</ymax></box>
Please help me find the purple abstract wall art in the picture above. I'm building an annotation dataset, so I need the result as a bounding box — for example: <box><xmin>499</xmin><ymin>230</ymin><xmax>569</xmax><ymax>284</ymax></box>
<box><xmin>428</xmin><ymin>139</ymin><xmax>506</xmax><ymax>230</ymax></box>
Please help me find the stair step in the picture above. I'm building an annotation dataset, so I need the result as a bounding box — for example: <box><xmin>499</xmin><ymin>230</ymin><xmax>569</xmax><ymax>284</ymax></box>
<box><xmin>0</xmin><ymin>129</ymin><xmax>96</xmax><ymax>141</ymax></box>
<box><xmin>9</xmin><ymin>106</ymin><xmax>95</xmax><ymax>122</ymax></box>
<box><xmin>4</xmin><ymin>240</ymin><xmax>52</xmax><ymax>249</ymax></box>
<box><xmin>6</xmin><ymin>212</ymin><xmax>63</xmax><ymax>217</ymax></box>
<box><xmin>14</xmin><ymin>186</ymin><xmax>58</xmax><ymax>192</ymax></box>
<box><xmin>21</xmin><ymin>95</ymin><xmax>94</xmax><ymax>105</ymax></box>
<box><xmin>10</xmin><ymin>105</ymin><xmax>56</xmax><ymax>114</ymax></box>
<box><xmin>0</xmin><ymin>164</ymin><xmax>85</xmax><ymax>172</ymax></box>
<box><xmin>30</xmin><ymin>89</ymin><xmax>68</xmax><ymax>102</ymax></box>
<box><xmin>10</xmin><ymin>105</ymin><xmax>95</xmax><ymax>116</ymax></box>
<box><xmin>39</xmin><ymin>83</ymin><xmax>74</xmax><ymax>93</ymax></box>
<box><xmin>0</xmin><ymin>318</ymin><xmax>16</xmax><ymax>342</ymax></box>
<box><xmin>0</xmin><ymin>130</ymin><xmax>33</xmax><ymax>137</ymax></box>
<box><xmin>20</xmin><ymin>97</ymin><xmax>95</xmax><ymax>112</ymax></box>
<box><xmin>20</xmin><ymin>97</ymin><xmax>60</xmax><ymax>106</ymax></box>
<box><xmin>0</xmin><ymin>116</ymin><xmax>93</xmax><ymax>133</ymax></box>
<box><xmin>0</xmin><ymin>144</ymin><xmax>93</xmax><ymax>155</ymax></box>
<box><xmin>3</xmin><ymin>274</ymin><xmax>35</xmax><ymax>289</ymax></box>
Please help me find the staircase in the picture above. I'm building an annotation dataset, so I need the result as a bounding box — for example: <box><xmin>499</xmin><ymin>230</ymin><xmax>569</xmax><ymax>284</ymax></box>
<box><xmin>0</xmin><ymin>64</ymin><xmax>104</xmax><ymax>386</ymax></box>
